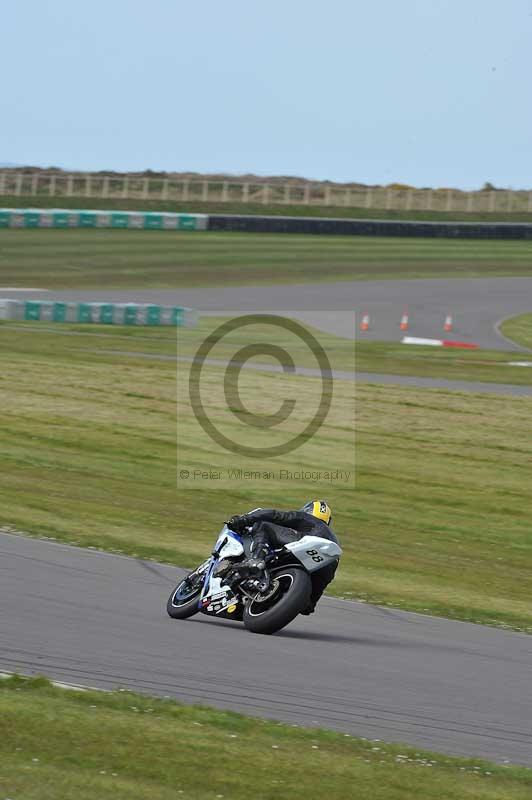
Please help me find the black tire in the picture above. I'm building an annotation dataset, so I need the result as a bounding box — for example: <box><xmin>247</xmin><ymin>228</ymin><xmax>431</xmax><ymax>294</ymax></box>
<box><xmin>243</xmin><ymin>567</ymin><xmax>311</xmax><ymax>635</ymax></box>
<box><xmin>166</xmin><ymin>573</ymin><xmax>203</xmax><ymax>619</ymax></box>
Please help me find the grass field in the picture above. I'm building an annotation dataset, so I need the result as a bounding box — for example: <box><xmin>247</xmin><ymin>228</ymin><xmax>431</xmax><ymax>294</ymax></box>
<box><xmin>500</xmin><ymin>314</ymin><xmax>532</xmax><ymax>350</ymax></box>
<box><xmin>4</xmin><ymin>318</ymin><xmax>531</xmax><ymax>385</ymax></box>
<box><xmin>4</xmin><ymin>192</ymin><xmax>532</xmax><ymax>223</ymax></box>
<box><xmin>174</xmin><ymin>316</ymin><xmax>532</xmax><ymax>384</ymax></box>
<box><xmin>2</xmin><ymin>676</ymin><xmax>530</xmax><ymax>800</ymax></box>
<box><xmin>2</xmin><ymin>229</ymin><xmax>532</xmax><ymax>288</ymax></box>
<box><xmin>1</xmin><ymin>321</ymin><xmax>532</xmax><ymax>632</ymax></box>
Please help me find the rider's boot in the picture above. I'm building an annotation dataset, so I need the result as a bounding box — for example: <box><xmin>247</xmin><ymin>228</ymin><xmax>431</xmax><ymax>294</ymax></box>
<box><xmin>244</xmin><ymin>539</ymin><xmax>270</xmax><ymax>568</ymax></box>
<box><xmin>241</xmin><ymin>542</ymin><xmax>271</xmax><ymax>591</ymax></box>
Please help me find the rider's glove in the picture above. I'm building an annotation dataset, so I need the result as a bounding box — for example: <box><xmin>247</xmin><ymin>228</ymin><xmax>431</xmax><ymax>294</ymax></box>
<box><xmin>226</xmin><ymin>514</ymin><xmax>250</xmax><ymax>533</ymax></box>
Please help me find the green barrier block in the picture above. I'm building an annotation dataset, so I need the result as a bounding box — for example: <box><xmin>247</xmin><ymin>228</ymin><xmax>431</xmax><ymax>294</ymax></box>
<box><xmin>124</xmin><ymin>305</ymin><xmax>138</xmax><ymax>325</ymax></box>
<box><xmin>53</xmin><ymin>212</ymin><xmax>70</xmax><ymax>228</ymax></box>
<box><xmin>79</xmin><ymin>212</ymin><xmax>97</xmax><ymax>228</ymax></box>
<box><xmin>171</xmin><ymin>307</ymin><xmax>184</xmax><ymax>326</ymax></box>
<box><xmin>177</xmin><ymin>215</ymin><xmax>198</xmax><ymax>231</ymax></box>
<box><xmin>0</xmin><ymin>211</ymin><xmax>11</xmax><ymax>227</ymax></box>
<box><xmin>143</xmin><ymin>213</ymin><xmax>163</xmax><ymax>229</ymax></box>
<box><xmin>77</xmin><ymin>303</ymin><xmax>92</xmax><ymax>322</ymax></box>
<box><xmin>146</xmin><ymin>305</ymin><xmax>161</xmax><ymax>325</ymax></box>
<box><xmin>23</xmin><ymin>211</ymin><xmax>41</xmax><ymax>228</ymax></box>
<box><xmin>110</xmin><ymin>213</ymin><xmax>130</xmax><ymax>228</ymax></box>
<box><xmin>24</xmin><ymin>301</ymin><xmax>41</xmax><ymax>321</ymax></box>
<box><xmin>99</xmin><ymin>304</ymin><xmax>115</xmax><ymax>324</ymax></box>
<box><xmin>52</xmin><ymin>302</ymin><xmax>67</xmax><ymax>322</ymax></box>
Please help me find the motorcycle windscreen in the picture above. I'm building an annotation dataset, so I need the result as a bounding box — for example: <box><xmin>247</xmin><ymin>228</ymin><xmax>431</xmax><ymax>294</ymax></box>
<box><xmin>215</xmin><ymin>527</ymin><xmax>245</xmax><ymax>558</ymax></box>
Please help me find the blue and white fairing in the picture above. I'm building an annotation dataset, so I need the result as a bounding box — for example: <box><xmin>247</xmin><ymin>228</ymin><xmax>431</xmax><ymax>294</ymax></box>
<box><xmin>215</xmin><ymin>525</ymin><xmax>245</xmax><ymax>558</ymax></box>
<box><xmin>199</xmin><ymin>525</ymin><xmax>243</xmax><ymax>614</ymax></box>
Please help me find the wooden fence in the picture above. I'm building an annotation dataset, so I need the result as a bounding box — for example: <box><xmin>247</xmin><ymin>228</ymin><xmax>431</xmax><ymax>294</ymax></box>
<box><xmin>1</xmin><ymin>172</ymin><xmax>531</xmax><ymax>213</ymax></box>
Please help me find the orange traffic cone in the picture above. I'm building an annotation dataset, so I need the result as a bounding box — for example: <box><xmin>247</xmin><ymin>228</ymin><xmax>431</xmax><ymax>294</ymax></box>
<box><xmin>359</xmin><ymin>311</ymin><xmax>370</xmax><ymax>331</ymax></box>
<box><xmin>400</xmin><ymin>309</ymin><xmax>409</xmax><ymax>331</ymax></box>
<box><xmin>443</xmin><ymin>314</ymin><xmax>453</xmax><ymax>333</ymax></box>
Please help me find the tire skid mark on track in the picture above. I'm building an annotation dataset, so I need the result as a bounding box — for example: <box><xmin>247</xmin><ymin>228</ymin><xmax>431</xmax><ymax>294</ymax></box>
<box><xmin>4</xmin><ymin>659</ymin><xmax>531</xmax><ymax>752</ymax></box>
<box><xmin>3</xmin><ymin>649</ymin><xmax>531</xmax><ymax>747</ymax></box>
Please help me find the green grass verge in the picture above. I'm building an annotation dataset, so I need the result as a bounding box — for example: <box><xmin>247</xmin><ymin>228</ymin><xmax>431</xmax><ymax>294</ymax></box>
<box><xmin>1</xmin><ymin>321</ymin><xmax>532</xmax><ymax>632</ymax></box>
<box><xmin>499</xmin><ymin>314</ymin><xmax>532</xmax><ymax>350</ymax></box>
<box><xmin>2</xmin><ymin>229</ymin><xmax>532</xmax><ymax>288</ymax></box>
<box><xmin>4</xmin><ymin>317</ymin><xmax>530</xmax><ymax>386</ymax></box>
<box><xmin>1</xmin><ymin>675</ymin><xmax>530</xmax><ymax>800</ymax></box>
<box><xmin>173</xmin><ymin>316</ymin><xmax>532</xmax><ymax>385</ymax></box>
<box><xmin>5</xmin><ymin>192</ymin><xmax>532</xmax><ymax>222</ymax></box>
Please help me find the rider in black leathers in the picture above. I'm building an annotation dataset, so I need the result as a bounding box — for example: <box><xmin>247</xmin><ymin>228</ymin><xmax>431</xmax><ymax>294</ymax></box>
<box><xmin>227</xmin><ymin>501</ymin><xmax>340</xmax><ymax>615</ymax></box>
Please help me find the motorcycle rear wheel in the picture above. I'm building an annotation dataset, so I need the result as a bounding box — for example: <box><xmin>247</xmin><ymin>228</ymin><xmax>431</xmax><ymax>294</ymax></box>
<box><xmin>243</xmin><ymin>567</ymin><xmax>311</xmax><ymax>635</ymax></box>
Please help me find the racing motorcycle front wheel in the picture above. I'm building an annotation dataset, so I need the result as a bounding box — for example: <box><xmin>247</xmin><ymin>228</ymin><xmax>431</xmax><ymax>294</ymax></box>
<box><xmin>243</xmin><ymin>566</ymin><xmax>311</xmax><ymax>635</ymax></box>
<box><xmin>166</xmin><ymin>570</ymin><xmax>203</xmax><ymax>619</ymax></box>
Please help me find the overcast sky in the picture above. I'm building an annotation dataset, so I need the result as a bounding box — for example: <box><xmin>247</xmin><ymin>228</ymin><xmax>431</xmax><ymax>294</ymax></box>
<box><xmin>2</xmin><ymin>0</ymin><xmax>531</xmax><ymax>188</ymax></box>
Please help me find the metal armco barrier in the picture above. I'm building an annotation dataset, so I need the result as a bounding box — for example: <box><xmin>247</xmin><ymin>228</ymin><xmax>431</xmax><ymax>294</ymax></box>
<box><xmin>0</xmin><ymin>299</ymin><xmax>198</xmax><ymax>327</ymax></box>
<box><xmin>208</xmin><ymin>214</ymin><xmax>532</xmax><ymax>240</ymax></box>
<box><xmin>0</xmin><ymin>208</ymin><xmax>207</xmax><ymax>230</ymax></box>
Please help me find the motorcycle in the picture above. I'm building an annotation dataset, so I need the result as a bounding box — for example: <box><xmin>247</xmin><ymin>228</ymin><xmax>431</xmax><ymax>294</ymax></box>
<box><xmin>166</xmin><ymin>522</ymin><xmax>342</xmax><ymax>635</ymax></box>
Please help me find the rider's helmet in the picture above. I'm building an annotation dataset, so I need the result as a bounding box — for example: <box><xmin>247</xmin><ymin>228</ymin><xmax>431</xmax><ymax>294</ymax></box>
<box><xmin>301</xmin><ymin>500</ymin><xmax>332</xmax><ymax>526</ymax></box>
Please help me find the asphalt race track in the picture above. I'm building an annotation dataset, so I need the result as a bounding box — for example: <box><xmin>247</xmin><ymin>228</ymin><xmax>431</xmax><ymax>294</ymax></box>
<box><xmin>3</xmin><ymin>276</ymin><xmax>532</xmax><ymax>767</ymax></box>
<box><xmin>2</xmin><ymin>532</ymin><xmax>531</xmax><ymax>766</ymax></box>
<box><xmin>4</xmin><ymin>276</ymin><xmax>532</xmax><ymax>349</ymax></box>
